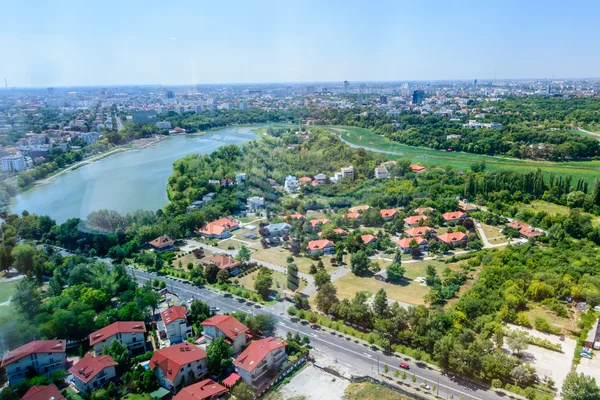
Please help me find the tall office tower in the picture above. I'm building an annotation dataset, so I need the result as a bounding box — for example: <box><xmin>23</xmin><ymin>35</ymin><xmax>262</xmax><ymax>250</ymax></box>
<box><xmin>344</xmin><ymin>80</ymin><xmax>349</xmax><ymax>94</ymax></box>
<box><xmin>473</xmin><ymin>79</ymin><xmax>478</xmax><ymax>87</ymax></box>
<box><xmin>379</xmin><ymin>95</ymin><xmax>388</xmax><ymax>104</ymax></box>
<box><xmin>357</xmin><ymin>92</ymin><xmax>363</xmax><ymax>105</ymax></box>
<box><xmin>412</xmin><ymin>90</ymin><xmax>425</xmax><ymax>105</ymax></box>
<box><xmin>166</xmin><ymin>90</ymin><xmax>174</xmax><ymax>99</ymax></box>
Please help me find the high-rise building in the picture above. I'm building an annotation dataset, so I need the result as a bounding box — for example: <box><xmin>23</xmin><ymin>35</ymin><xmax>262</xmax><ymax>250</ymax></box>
<box><xmin>546</xmin><ymin>84</ymin><xmax>551</xmax><ymax>94</ymax></box>
<box><xmin>131</xmin><ymin>110</ymin><xmax>157</xmax><ymax>124</ymax></box>
<box><xmin>357</xmin><ymin>92</ymin><xmax>363</xmax><ymax>105</ymax></box>
<box><xmin>380</xmin><ymin>95</ymin><xmax>388</xmax><ymax>104</ymax></box>
<box><xmin>2</xmin><ymin>154</ymin><xmax>26</xmax><ymax>171</ymax></box>
<box><xmin>239</xmin><ymin>101</ymin><xmax>248</xmax><ymax>110</ymax></box>
<box><xmin>473</xmin><ymin>79</ymin><xmax>478</xmax><ymax>87</ymax></box>
<box><xmin>344</xmin><ymin>81</ymin><xmax>349</xmax><ymax>94</ymax></box>
<box><xmin>412</xmin><ymin>90</ymin><xmax>425</xmax><ymax>105</ymax></box>
<box><xmin>166</xmin><ymin>90</ymin><xmax>174</xmax><ymax>99</ymax></box>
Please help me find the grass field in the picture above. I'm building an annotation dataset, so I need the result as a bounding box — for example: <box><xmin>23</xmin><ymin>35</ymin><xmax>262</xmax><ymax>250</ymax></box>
<box><xmin>520</xmin><ymin>200</ymin><xmax>600</xmax><ymax>226</ymax></box>
<box><xmin>253</xmin><ymin>246</ymin><xmax>335</xmax><ymax>274</ymax></box>
<box><xmin>480</xmin><ymin>223</ymin><xmax>509</xmax><ymax>245</ymax></box>
<box><xmin>237</xmin><ymin>268</ymin><xmax>306</xmax><ymax>294</ymax></box>
<box><xmin>0</xmin><ymin>280</ymin><xmax>19</xmax><ymax>303</ymax></box>
<box><xmin>328</xmin><ymin>126</ymin><xmax>600</xmax><ymax>183</ymax></box>
<box><xmin>524</xmin><ymin>304</ymin><xmax>576</xmax><ymax>335</ymax></box>
<box><xmin>344</xmin><ymin>382</ymin><xmax>411</xmax><ymax>400</ymax></box>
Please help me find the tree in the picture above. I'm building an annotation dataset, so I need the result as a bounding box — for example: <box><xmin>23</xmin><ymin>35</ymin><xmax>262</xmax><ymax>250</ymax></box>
<box><xmin>562</xmin><ymin>372</ymin><xmax>600</xmax><ymax>400</ymax></box>
<box><xmin>0</xmin><ymin>244</ymin><xmax>14</xmax><ymax>273</ymax></box>
<box><xmin>216</xmin><ymin>269</ymin><xmax>230</xmax><ymax>284</ymax></box>
<box><xmin>287</xmin><ymin>263</ymin><xmax>299</xmax><ymax>291</ymax></box>
<box><xmin>11</xmin><ymin>244</ymin><xmax>36</xmax><ymax>274</ymax></box>
<box><xmin>236</xmin><ymin>245</ymin><xmax>251</xmax><ymax>263</ymax></box>
<box><xmin>309</xmin><ymin>264</ymin><xmax>318</xmax><ymax>274</ymax></box>
<box><xmin>102</xmin><ymin>339</ymin><xmax>130</xmax><ymax>374</ymax></box>
<box><xmin>254</xmin><ymin>267</ymin><xmax>273</xmax><ymax>300</ymax></box>
<box><xmin>506</xmin><ymin>329</ymin><xmax>529</xmax><ymax>355</ymax></box>
<box><xmin>189</xmin><ymin>299</ymin><xmax>211</xmax><ymax>323</ymax></box>
<box><xmin>205</xmin><ymin>264</ymin><xmax>219</xmax><ymax>284</ymax></box>
<box><xmin>314</xmin><ymin>269</ymin><xmax>331</xmax><ymax>289</ymax></box>
<box><xmin>316</xmin><ymin>283</ymin><xmax>338</xmax><ymax>314</ymax></box>
<box><xmin>373</xmin><ymin>288</ymin><xmax>388</xmax><ymax>317</ymax></box>
<box><xmin>152</xmin><ymin>254</ymin><xmax>164</xmax><ymax>272</ymax></box>
<box><xmin>350</xmin><ymin>250</ymin><xmax>369</xmax><ymax>275</ymax></box>
<box><xmin>231</xmin><ymin>382</ymin><xmax>254</xmax><ymax>400</ymax></box>
<box><xmin>387</xmin><ymin>262</ymin><xmax>406</xmax><ymax>282</ymax></box>
<box><xmin>207</xmin><ymin>336</ymin><xmax>233</xmax><ymax>375</ymax></box>
<box><xmin>247</xmin><ymin>313</ymin><xmax>277</xmax><ymax>337</ymax></box>
<box><xmin>12</xmin><ymin>278</ymin><xmax>41</xmax><ymax>319</ymax></box>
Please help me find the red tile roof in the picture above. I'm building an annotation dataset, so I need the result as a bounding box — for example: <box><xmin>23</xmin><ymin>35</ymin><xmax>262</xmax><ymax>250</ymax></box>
<box><xmin>69</xmin><ymin>354</ymin><xmax>117</xmax><ymax>384</ymax></box>
<box><xmin>520</xmin><ymin>227</ymin><xmax>542</xmax><ymax>238</ymax></box>
<box><xmin>198</xmin><ymin>218</ymin><xmax>238</xmax><ymax>236</ymax></box>
<box><xmin>234</xmin><ymin>337</ymin><xmax>286</xmax><ymax>373</ymax></box>
<box><xmin>345</xmin><ymin>212</ymin><xmax>360</xmax><ymax>219</ymax></box>
<box><xmin>150</xmin><ymin>234</ymin><xmax>174</xmax><ymax>249</ymax></box>
<box><xmin>410</xmin><ymin>164</ymin><xmax>426</xmax><ymax>173</ymax></box>
<box><xmin>318</xmin><ymin>228</ymin><xmax>348</xmax><ymax>237</ymax></box>
<box><xmin>405</xmin><ymin>227</ymin><xmax>435</xmax><ymax>237</ymax></box>
<box><xmin>150</xmin><ymin>343</ymin><xmax>207</xmax><ymax>382</ymax></box>
<box><xmin>221</xmin><ymin>372</ymin><xmax>241</xmax><ymax>388</ymax></box>
<box><xmin>458</xmin><ymin>200</ymin><xmax>478</xmax><ymax>211</ymax></box>
<box><xmin>174</xmin><ymin>379</ymin><xmax>228</xmax><ymax>400</ymax></box>
<box><xmin>201</xmin><ymin>315</ymin><xmax>249</xmax><ymax>341</ymax></box>
<box><xmin>161</xmin><ymin>305</ymin><xmax>188</xmax><ymax>326</ymax></box>
<box><xmin>201</xmin><ymin>254</ymin><xmax>241</xmax><ymax>270</ymax></box>
<box><xmin>396</xmin><ymin>237</ymin><xmax>427</xmax><ymax>248</ymax></box>
<box><xmin>298</xmin><ymin>176</ymin><xmax>312</xmax><ymax>182</ymax></box>
<box><xmin>89</xmin><ymin>321</ymin><xmax>146</xmax><ymax>346</ymax></box>
<box><xmin>1</xmin><ymin>340</ymin><xmax>66</xmax><ymax>367</ymax></box>
<box><xmin>437</xmin><ymin>231</ymin><xmax>468</xmax><ymax>244</ymax></box>
<box><xmin>414</xmin><ymin>207</ymin><xmax>435</xmax><ymax>215</ymax></box>
<box><xmin>506</xmin><ymin>220</ymin><xmax>527</xmax><ymax>230</ymax></box>
<box><xmin>380</xmin><ymin>209</ymin><xmax>398</xmax><ymax>218</ymax></box>
<box><xmin>348</xmin><ymin>205</ymin><xmax>370</xmax><ymax>213</ymax></box>
<box><xmin>442</xmin><ymin>211</ymin><xmax>467</xmax><ymax>221</ymax></box>
<box><xmin>361</xmin><ymin>234</ymin><xmax>377</xmax><ymax>244</ymax></box>
<box><xmin>403</xmin><ymin>215</ymin><xmax>427</xmax><ymax>225</ymax></box>
<box><xmin>306</xmin><ymin>239</ymin><xmax>335</xmax><ymax>251</ymax></box>
<box><xmin>287</xmin><ymin>213</ymin><xmax>306</xmax><ymax>220</ymax></box>
<box><xmin>309</xmin><ymin>218</ymin><xmax>330</xmax><ymax>227</ymax></box>
<box><xmin>23</xmin><ymin>385</ymin><xmax>66</xmax><ymax>400</ymax></box>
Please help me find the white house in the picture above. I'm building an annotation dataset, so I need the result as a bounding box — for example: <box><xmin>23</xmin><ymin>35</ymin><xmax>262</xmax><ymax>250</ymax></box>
<box><xmin>375</xmin><ymin>167</ymin><xmax>389</xmax><ymax>179</ymax></box>
<box><xmin>247</xmin><ymin>196</ymin><xmax>265</xmax><ymax>212</ymax></box>
<box><xmin>201</xmin><ymin>315</ymin><xmax>249</xmax><ymax>354</ymax></box>
<box><xmin>284</xmin><ymin>176</ymin><xmax>299</xmax><ymax>193</ymax></box>
<box><xmin>233</xmin><ymin>337</ymin><xmax>287</xmax><ymax>391</ymax></box>
<box><xmin>396</xmin><ymin>237</ymin><xmax>428</xmax><ymax>253</ymax></box>
<box><xmin>235</xmin><ymin>173</ymin><xmax>247</xmax><ymax>184</ymax></box>
<box><xmin>306</xmin><ymin>239</ymin><xmax>335</xmax><ymax>256</ymax></box>
<box><xmin>69</xmin><ymin>354</ymin><xmax>117</xmax><ymax>393</ymax></box>
<box><xmin>1</xmin><ymin>340</ymin><xmax>66</xmax><ymax>385</ymax></box>
<box><xmin>159</xmin><ymin>306</ymin><xmax>192</xmax><ymax>345</ymax></box>
<box><xmin>89</xmin><ymin>321</ymin><xmax>147</xmax><ymax>355</ymax></box>
<box><xmin>150</xmin><ymin>343</ymin><xmax>208</xmax><ymax>393</ymax></box>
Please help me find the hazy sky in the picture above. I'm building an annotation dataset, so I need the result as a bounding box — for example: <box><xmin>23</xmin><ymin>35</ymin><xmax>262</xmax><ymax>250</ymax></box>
<box><xmin>2</xmin><ymin>0</ymin><xmax>599</xmax><ymax>87</ymax></box>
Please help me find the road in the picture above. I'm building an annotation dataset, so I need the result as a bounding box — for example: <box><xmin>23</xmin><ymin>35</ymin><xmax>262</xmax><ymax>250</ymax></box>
<box><xmin>115</xmin><ymin>113</ymin><xmax>124</xmax><ymax>131</ymax></box>
<box><xmin>128</xmin><ymin>267</ymin><xmax>523</xmax><ymax>400</ymax></box>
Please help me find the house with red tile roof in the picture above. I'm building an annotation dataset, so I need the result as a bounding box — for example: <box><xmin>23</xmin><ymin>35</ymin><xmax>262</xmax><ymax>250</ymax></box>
<box><xmin>458</xmin><ymin>200</ymin><xmax>478</xmax><ymax>212</ymax></box>
<box><xmin>414</xmin><ymin>207</ymin><xmax>435</xmax><ymax>215</ymax></box>
<box><xmin>361</xmin><ymin>234</ymin><xmax>377</xmax><ymax>245</ymax></box>
<box><xmin>159</xmin><ymin>306</ymin><xmax>192</xmax><ymax>345</ymax></box>
<box><xmin>173</xmin><ymin>379</ymin><xmax>228</xmax><ymax>400</ymax></box>
<box><xmin>345</xmin><ymin>212</ymin><xmax>361</xmax><ymax>220</ymax></box>
<box><xmin>519</xmin><ymin>226</ymin><xmax>543</xmax><ymax>239</ymax></box>
<box><xmin>348</xmin><ymin>205</ymin><xmax>370</xmax><ymax>213</ymax></box>
<box><xmin>1</xmin><ymin>340</ymin><xmax>66</xmax><ymax>385</ymax></box>
<box><xmin>318</xmin><ymin>228</ymin><xmax>348</xmax><ymax>238</ymax></box>
<box><xmin>403</xmin><ymin>215</ymin><xmax>428</xmax><ymax>227</ymax></box>
<box><xmin>380</xmin><ymin>209</ymin><xmax>398</xmax><ymax>221</ymax></box>
<box><xmin>69</xmin><ymin>354</ymin><xmax>118</xmax><ymax>393</ymax></box>
<box><xmin>506</xmin><ymin>220</ymin><xmax>527</xmax><ymax>231</ymax></box>
<box><xmin>409</xmin><ymin>164</ymin><xmax>426</xmax><ymax>173</ymax></box>
<box><xmin>197</xmin><ymin>218</ymin><xmax>239</xmax><ymax>239</ymax></box>
<box><xmin>287</xmin><ymin>213</ymin><xmax>306</xmax><ymax>221</ymax></box>
<box><xmin>306</xmin><ymin>239</ymin><xmax>335</xmax><ymax>255</ymax></box>
<box><xmin>149</xmin><ymin>234</ymin><xmax>175</xmax><ymax>251</ymax></box>
<box><xmin>437</xmin><ymin>231</ymin><xmax>468</xmax><ymax>247</ymax></box>
<box><xmin>442</xmin><ymin>211</ymin><xmax>467</xmax><ymax>224</ymax></box>
<box><xmin>89</xmin><ymin>321</ymin><xmax>146</xmax><ymax>355</ymax></box>
<box><xmin>201</xmin><ymin>254</ymin><xmax>241</xmax><ymax>276</ymax></box>
<box><xmin>234</xmin><ymin>337</ymin><xmax>287</xmax><ymax>391</ymax></box>
<box><xmin>22</xmin><ymin>385</ymin><xmax>66</xmax><ymax>400</ymax></box>
<box><xmin>150</xmin><ymin>343</ymin><xmax>208</xmax><ymax>393</ymax></box>
<box><xmin>396</xmin><ymin>237</ymin><xmax>428</xmax><ymax>253</ymax></box>
<box><xmin>309</xmin><ymin>218</ymin><xmax>330</xmax><ymax>227</ymax></box>
<box><xmin>201</xmin><ymin>315</ymin><xmax>249</xmax><ymax>354</ymax></box>
<box><xmin>405</xmin><ymin>226</ymin><xmax>435</xmax><ymax>238</ymax></box>
<box><xmin>298</xmin><ymin>176</ymin><xmax>313</xmax><ymax>186</ymax></box>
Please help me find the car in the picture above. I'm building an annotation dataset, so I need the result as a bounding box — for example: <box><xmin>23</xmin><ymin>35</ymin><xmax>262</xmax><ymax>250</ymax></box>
<box><xmin>420</xmin><ymin>383</ymin><xmax>431</xmax><ymax>390</ymax></box>
<box><xmin>559</xmin><ymin>334</ymin><xmax>565</xmax><ymax>341</ymax></box>
<box><xmin>210</xmin><ymin>306</ymin><xmax>220</xmax><ymax>312</ymax></box>
<box><xmin>186</xmin><ymin>298</ymin><xmax>193</xmax><ymax>304</ymax></box>
<box><xmin>399</xmin><ymin>362</ymin><xmax>410</xmax><ymax>369</ymax></box>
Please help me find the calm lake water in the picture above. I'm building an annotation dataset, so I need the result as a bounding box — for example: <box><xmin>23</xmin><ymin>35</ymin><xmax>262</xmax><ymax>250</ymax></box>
<box><xmin>11</xmin><ymin>126</ymin><xmax>257</xmax><ymax>223</ymax></box>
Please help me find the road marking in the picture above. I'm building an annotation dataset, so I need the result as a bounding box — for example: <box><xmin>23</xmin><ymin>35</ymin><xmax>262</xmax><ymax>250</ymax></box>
<box><xmin>363</xmin><ymin>352</ymin><xmax>373</xmax><ymax>358</ymax></box>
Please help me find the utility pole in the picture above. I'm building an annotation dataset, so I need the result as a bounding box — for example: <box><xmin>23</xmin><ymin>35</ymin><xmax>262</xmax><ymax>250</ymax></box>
<box><xmin>377</xmin><ymin>354</ymin><xmax>380</xmax><ymax>374</ymax></box>
<box><xmin>437</xmin><ymin>376</ymin><xmax>440</xmax><ymax>396</ymax></box>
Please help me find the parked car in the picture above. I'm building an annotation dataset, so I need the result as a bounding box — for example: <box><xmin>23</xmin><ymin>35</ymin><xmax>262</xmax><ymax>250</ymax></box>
<box><xmin>420</xmin><ymin>383</ymin><xmax>431</xmax><ymax>390</ymax></box>
<box><xmin>210</xmin><ymin>306</ymin><xmax>220</xmax><ymax>312</ymax></box>
<box><xmin>559</xmin><ymin>334</ymin><xmax>565</xmax><ymax>341</ymax></box>
<box><xmin>399</xmin><ymin>362</ymin><xmax>410</xmax><ymax>369</ymax></box>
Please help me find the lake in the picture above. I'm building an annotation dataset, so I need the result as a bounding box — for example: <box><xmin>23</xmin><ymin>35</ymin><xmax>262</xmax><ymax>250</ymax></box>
<box><xmin>11</xmin><ymin>126</ymin><xmax>258</xmax><ymax>223</ymax></box>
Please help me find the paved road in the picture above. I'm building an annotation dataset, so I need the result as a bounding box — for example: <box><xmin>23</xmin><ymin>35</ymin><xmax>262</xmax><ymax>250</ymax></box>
<box><xmin>128</xmin><ymin>267</ymin><xmax>523</xmax><ymax>400</ymax></box>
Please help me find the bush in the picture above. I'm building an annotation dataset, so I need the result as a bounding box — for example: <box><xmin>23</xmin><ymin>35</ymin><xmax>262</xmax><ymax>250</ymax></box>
<box><xmin>535</xmin><ymin>317</ymin><xmax>559</xmax><ymax>334</ymax></box>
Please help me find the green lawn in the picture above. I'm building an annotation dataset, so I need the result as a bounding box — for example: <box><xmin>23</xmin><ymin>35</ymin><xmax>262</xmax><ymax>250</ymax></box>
<box><xmin>123</xmin><ymin>394</ymin><xmax>151</xmax><ymax>400</ymax></box>
<box><xmin>327</xmin><ymin>125</ymin><xmax>600</xmax><ymax>183</ymax></box>
<box><xmin>237</xmin><ymin>268</ymin><xmax>306</xmax><ymax>294</ymax></box>
<box><xmin>253</xmin><ymin>247</ymin><xmax>334</xmax><ymax>274</ymax></box>
<box><xmin>0</xmin><ymin>280</ymin><xmax>19</xmax><ymax>303</ymax></box>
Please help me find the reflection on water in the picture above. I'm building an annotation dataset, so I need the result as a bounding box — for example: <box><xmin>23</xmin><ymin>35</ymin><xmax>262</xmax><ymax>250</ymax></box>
<box><xmin>11</xmin><ymin>127</ymin><xmax>257</xmax><ymax>223</ymax></box>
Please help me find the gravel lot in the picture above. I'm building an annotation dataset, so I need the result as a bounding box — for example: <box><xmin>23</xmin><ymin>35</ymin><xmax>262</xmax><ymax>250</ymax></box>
<box><xmin>280</xmin><ymin>365</ymin><xmax>350</xmax><ymax>400</ymax></box>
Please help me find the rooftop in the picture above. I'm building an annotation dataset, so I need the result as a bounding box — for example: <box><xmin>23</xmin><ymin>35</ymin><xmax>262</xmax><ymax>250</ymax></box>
<box><xmin>69</xmin><ymin>354</ymin><xmax>117</xmax><ymax>384</ymax></box>
<box><xmin>201</xmin><ymin>315</ymin><xmax>249</xmax><ymax>341</ymax></box>
<box><xmin>234</xmin><ymin>337</ymin><xmax>286</xmax><ymax>372</ymax></box>
<box><xmin>1</xmin><ymin>340</ymin><xmax>66</xmax><ymax>367</ymax></box>
<box><xmin>89</xmin><ymin>321</ymin><xmax>146</xmax><ymax>346</ymax></box>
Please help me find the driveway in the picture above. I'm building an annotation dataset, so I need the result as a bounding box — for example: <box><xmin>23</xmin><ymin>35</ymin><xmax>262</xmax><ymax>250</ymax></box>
<box><xmin>279</xmin><ymin>365</ymin><xmax>350</xmax><ymax>400</ymax></box>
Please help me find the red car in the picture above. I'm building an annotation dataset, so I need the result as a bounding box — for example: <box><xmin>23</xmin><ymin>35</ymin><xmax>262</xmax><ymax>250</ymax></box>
<box><xmin>399</xmin><ymin>362</ymin><xmax>410</xmax><ymax>369</ymax></box>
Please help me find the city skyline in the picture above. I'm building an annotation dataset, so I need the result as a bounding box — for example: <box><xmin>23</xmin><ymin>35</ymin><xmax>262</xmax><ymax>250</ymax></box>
<box><xmin>2</xmin><ymin>0</ymin><xmax>600</xmax><ymax>87</ymax></box>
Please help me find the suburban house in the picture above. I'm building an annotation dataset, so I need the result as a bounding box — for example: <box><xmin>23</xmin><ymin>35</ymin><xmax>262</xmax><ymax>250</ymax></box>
<box><xmin>306</xmin><ymin>239</ymin><xmax>335</xmax><ymax>255</ymax></box>
<box><xmin>208</xmin><ymin>179</ymin><xmax>220</xmax><ymax>186</ymax></box>
<box><xmin>345</xmin><ymin>212</ymin><xmax>360</xmax><ymax>220</ymax></box>
<box><xmin>89</xmin><ymin>321</ymin><xmax>147</xmax><ymax>355</ymax></box>
<box><xmin>409</xmin><ymin>164</ymin><xmax>426</xmax><ymax>173</ymax></box>
<box><xmin>458</xmin><ymin>200</ymin><xmax>478</xmax><ymax>213</ymax></box>
<box><xmin>150</xmin><ymin>343</ymin><xmax>208</xmax><ymax>393</ymax></box>
<box><xmin>405</xmin><ymin>226</ymin><xmax>436</xmax><ymax>238</ymax></box>
<box><xmin>235</xmin><ymin>173</ymin><xmax>247</xmax><ymax>184</ymax></box>
<box><xmin>374</xmin><ymin>269</ymin><xmax>388</xmax><ymax>282</ymax></box>
<box><xmin>348</xmin><ymin>205</ymin><xmax>370</xmax><ymax>213</ymax></box>
<box><xmin>197</xmin><ymin>217</ymin><xmax>239</xmax><ymax>239</ymax></box>
<box><xmin>414</xmin><ymin>207</ymin><xmax>435</xmax><ymax>215</ymax></box>
<box><xmin>341</xmin><ymin>166</ymin><xmax>355</xmax><ymax>180</ymax></box>
<box><xmin>201</xmin><ymin>254</ymin><xmax>241</xmax><ymax>276</ymax></box>
<box><xmin>361</xmin><ymin>234</ymin><xmax>377</xmax><ymax>245</ymax></box>
<box><xmin>22</xmin><ymin>384</ymin><xmax>65</xmax><ymax>400</ymax></box>
<box><xmin>173</xmin><ymin>379</ymin><xmax>228</xmax><ymax>400</ymax></box>
<box><xmin>1</xmin><ymin>340</ymin><xmax>66</xmax><ymax>385</ymax></box>
<box><xmin>298</xmin><ymin>176</ymin><xmax>312</xmax><ymax>186</ymax></box>
<box><xmin>220</xmin><ymin>178</ymin><xmax>233</xmax><ymax>186</ymax></box>
<box><xmin>309</xmin><ymin>218</ymin><xmax>330</xmax><ymax>228</ymax></box>
<box><xmin>506</xmin><ymin>220</ymin><xmax>527</xmax><ymax>231</ymax></box>
<box><xmin>247</xmin><ymin>196</ymin><xmax>265</xmax><ymax>212</ymax></box>
<box><xmin>159</xmin><ymin>306</ymin><xmax>192</xmax><ymax>345</ymax></box>
<box><xmin>284</xmin><ymin>176</ymin><xmax>299</xmax><ymax>193</ymax></box>
<box><xmin>233</xmin><ymin>337</ymin><xmax>287</xmax><ymax>391</ymax></box>
<box><xmin>437</xmin><ymin>231</ymin><xmax>468</xmax><ymax>247</ymax></box>
<box><xmin>375</xmin><ymin>167</ymin><xmax>389</xmax><ymax>179</ymax></box>
<box><xmin>69</xmin><ymin>354</ymin><xmax>118</xmax><ymax>393</ymax></box>
<box><xmin>442</xmin><ymin>211</ymin><xmax>467</xmax><ymax>224</ymax></box>
<box><xmin>287</xmin><ymin>213</ymin><xmax>306</xmax><ymax>222</ymax></box>
<box><xmin>262</xmin><ymin>223</ymin><xmax>291</xmax><ymax>237</ymax></box>
<box><xmin>201</xmin><ymin>315</ymin><xmax>249</xmax><ymax>354</ymax></box>
<box><xmin>149</xmin><ymin>235</ymin><xmax>175</xmax><ymax>252</ymax></box>
<box><xmin>396</xmin><ymin>237</ymin><xmax>428</xmax><ymax>253</ymax></box>
<box><xmin>403</xmin><ymin>215</ymin><xmax>428</xmax><ymax>227</ymax></box>
<box><xmin>314</xmin><ymin>173</ymin><xmax>327</xmax><ymax>185</ymax></box>
<box><xmin>380</xmin><ymin>209</ymin><xmax>398</xmax><ymax>221</ymax></box>
<box><xmin>318</xmin><ymin>228</ymin><xmax>348</xmax><ymax>238</ymax></box>
<box><xmin>519</xmin><ymin>226</ymin><xmax>543</xmax><ymax>239</ymax></box>
<box><xmin>584</xmin><ymin>318</ymin><xmax>600</xmax><ymax>349</ymax></box>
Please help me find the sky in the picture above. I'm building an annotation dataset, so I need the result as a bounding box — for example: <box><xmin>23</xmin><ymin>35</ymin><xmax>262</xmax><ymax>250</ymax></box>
<box><xmin>1</xmin><ymin>0</ymin><xmax>599</xmax><ymax>87</ymax></box>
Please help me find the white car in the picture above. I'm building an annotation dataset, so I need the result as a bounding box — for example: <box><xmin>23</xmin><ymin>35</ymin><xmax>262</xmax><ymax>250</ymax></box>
<box><xmin>420</xmin><ymin>383</ymin><xmax>431</xmax><ymax>390</ymax></box>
